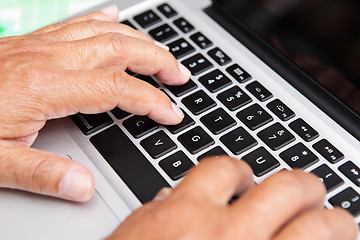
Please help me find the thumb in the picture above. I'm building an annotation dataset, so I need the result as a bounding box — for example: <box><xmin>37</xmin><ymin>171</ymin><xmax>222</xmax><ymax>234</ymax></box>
<box><xmin>0</xmin><ymin>140</ymin><xmax>94</xmax><ymax>202</ymax></box>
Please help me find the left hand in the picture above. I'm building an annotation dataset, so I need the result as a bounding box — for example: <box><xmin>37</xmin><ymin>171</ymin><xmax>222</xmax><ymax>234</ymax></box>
<box><xmin>0</xmin><ymin>5</ymin><xmax>190</xmax><ymax>201</ymax></box>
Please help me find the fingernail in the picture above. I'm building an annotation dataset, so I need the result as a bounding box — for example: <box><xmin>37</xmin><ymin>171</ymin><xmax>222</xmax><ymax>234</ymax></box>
<box><xmin>59</xmin><ymin>170</ymin><xmax>93</xmax><ymax>201</ymax></box>
<box><xmin>178</xmin><ymin>62</ymin><xmax>191</xmax><ymax>79</ymax></box>
<box><xmin>172</xmin><ymin>103</ymin><xmax>184</xmax><ymax>120</ymax></box>
<box><xmin>154</xmin><ymin>41</ymin><xmax>169</xmax><ymax>51</ymax></box>
<box><xmin>101</xmin><ymin>5</ymin><xmax>118</xmax><ymax>15</ymax></box>
<box><xmin>153</xmin><ymin>187</ymin><xmax>173</xmax><ymax>201</ymax></box>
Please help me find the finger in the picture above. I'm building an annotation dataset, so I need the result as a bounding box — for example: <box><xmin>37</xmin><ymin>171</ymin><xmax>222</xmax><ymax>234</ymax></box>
<box><xmin>274</xmin><ymin>208</ymin><xmax>358</xmax><ymax>240</ymax></box>
<box><xmin>229</xmin><ymin>170</ymin><xmax>326</xmax><ymax>239</ymax></box>
<box><xmin>31</xmin><ymin>5</ymin><xmax>119</xmax><ymax>35</ymax></box>
<box><xmin>62</xmin><ymin>33</ymin><xmax>190</xmax><ymax>85</ymax></box>
<box><xmin>46</xmin><ymin>70</ymin><xmax>184</xmax><ymax>125</ymax></box>
<box><xmin>48</xmin><ymin>20</ymin><xmax>153</xmax><ymax>42</ymax></box>
<box><xmin>0</xmin><ymin>140</ymin><xmax>94</xmax><ymax>202</ymax></box>
<box><xmin>171</xmin><ymin>157</ymin><xmax>254</xmax><ymax>206</ymax></box>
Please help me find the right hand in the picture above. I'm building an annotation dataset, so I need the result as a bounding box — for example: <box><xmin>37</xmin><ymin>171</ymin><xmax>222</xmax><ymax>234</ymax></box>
<box><xmin>108</xmin><ymin>156</ymin><xmax>358</xmax><ymax>240</ymax></box>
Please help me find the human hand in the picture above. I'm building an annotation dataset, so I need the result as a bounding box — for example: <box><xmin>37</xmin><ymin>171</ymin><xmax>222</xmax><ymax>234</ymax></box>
<box><xmin>0</xmin><ymin>5</ymin><xmax>190</xmax><ymax>202</ymax></box>
<box><xmin>108</xmin><ymin>157</ymin><xmax>358</xmax><ymax>240</ymax></box>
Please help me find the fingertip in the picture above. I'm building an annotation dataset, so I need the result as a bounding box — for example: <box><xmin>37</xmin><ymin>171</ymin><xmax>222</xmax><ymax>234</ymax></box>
<box><xmin>58</xmin><ymin>166</ymin><xmax>95</xmax><ymax>202</ymax></box>
<box><xmin>99</xmin><ymin>5</ymin><xmax>119</xmax><ymax>21</ymax></box>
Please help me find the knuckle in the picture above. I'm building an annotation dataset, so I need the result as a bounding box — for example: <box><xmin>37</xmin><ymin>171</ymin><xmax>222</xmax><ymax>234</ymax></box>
<box><xmin>102</xmin><ymin>32</ymin><xmax>126</xmax><ymax>57</ymax></box>
<box><xmin>271</xmin><ymin>171</ymin><xmax>309</xmax><ymax>198</ymax></box>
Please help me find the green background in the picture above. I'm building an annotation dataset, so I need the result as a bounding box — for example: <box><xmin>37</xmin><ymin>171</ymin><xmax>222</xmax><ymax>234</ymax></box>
<box><xmin>0</xmin><ymin>0</ymin><xmax>107</xmax><ymax>37</ymax></box>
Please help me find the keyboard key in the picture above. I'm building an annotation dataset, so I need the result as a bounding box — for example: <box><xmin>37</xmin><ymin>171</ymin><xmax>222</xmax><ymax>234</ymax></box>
<box><xmin>217</xmin><ymin>86</ymin><xmax>252</xmax><ymax>111</ymax></box>
<box><xmin>208</xmin><ymin>47</ymin><xmax>232</xmax><ymax>66</ymax></box>
<box><xmin>168</xmin><ymin>38</ymin><xmax>195</xmax><ymax>59</ymax></box>
<box><xmin>157</xmin><ymin>3</ymin><xmax>177</xmax><ymax>18</ymax></box>
<box><xmin>329</xmin><ymin>187</ymin><xmax>360</xmax><ymax>217</ymax></box>
<box><xmin>136</xmin><ymin>74</ymin><xmax>159</xmax><ymax>88</ymax></box>
<box><xmin>123</xmin><ymin>115</ymin><xmax>158</xmax><ymax>138</ymax></box>
<box><xmin>166</xmin><ymin>111</ymin><xmax>195</xmax><ymax>134</ymax></box>
<box><xmin>200</xmin><ymin>108</ymin><xmax>237</xmax><ymax>135</ymax></box>
<box><xmin>257</xmin><ymin>123</ymin><xmax>296</xmax><ymax>151</ymax></box>
<box><xmin>279</xmin><ymin>143</ymin><xmax>319</xmax><ymax>169</ymax></box>
<box><xmin>149</xmin><ymin>24</ymin><xmax>178</xmax><ymax>43</ymax></box>
<box><xmin>165</xmin><ymin>79</ymin><xmax>197</xmax><ymax>97</ymax></box>
<box><xmin>199</xmin><ymin>69</ymin><xmax>232</xmax><ymax>93</ymax></box>
<box><xmin>237</xmin><ymin>104</ymin><xmax>273</xmax><ymax>130</ymax></box>
<box><xmin>178</xmin><ymin>126</ymin><xmax>215</xmax><ymax>154</ymax></box>
<box><xmin>190</xmin><ymin>32</ymin><xmax>213</xmax><ymax>49</ymax></box>
<box><xmin>267</xmin><ymin>99</ymin><xmax>295</xmax><ymax>121</ymax></box>
<box><xmin>182</xmin><ymin>90</ymin><xmax>216</xmax><ymax>115</ymax></box>
<box><xmin>226</xmin><ymin>64</ymin><xmax>252</xmax><ymax>83</ymax></box>
<box><xmin>311</xmin><ymin>164</ymin><xmax>344</xmax><ymax>192</ymax></box>
<box><xmin>90</xmin><ymin>125</ymin><xmax>170</xmax><ymax>203</ymax></box>
<box><xmin>159</xmin><ymin>151</ymin><xmax>194</xmax><ymax>181</ymax></box>
<box><xmin>246</xmin><ymin>81</ymin><xmax>273</xmax><ymax>102</ymax></box>
<box><xmin>220</xmin><ymin>127</ymin><xmax>258</xmax><ymax>155</ymax></box>
<box><xmin>313</xmin><ymin>139</ymin><xmax>344</xmax><ymax>164</ymax></box>
<box><xmin>140</xmin><ymin>131</ymin><xmax>177</xmax><ymax>159</ymax></box>
<box><xmin>242</xmin><ymin>147</ymin><xmax>280</xmax><ymax>177</ymax></box>
<box><xmin>182</xmin><ymin>53</ymin><xmax>213</xmax><ymax>76</ymax></box>
<box><xmin>120</xmin><ymin>20</ymin><xmax>136</xmax><ymax>29</ymax></box>
<box><xmin>289</xmin><ymin>118</ymin><xmax>319</xmax><ymax>142</ymax></box>
<box><xmin>71</xmin><ymin>113</ymin><xmax>113</xmax><ymax>136</ymax></box>
<box><xmin>339</xmin><ymin>161</ymin><xmax>360</xmax><ymax>187</ymax></box>
<box><xmin>197</xmin><ymin>146</ymin><xmax>228</xmax><ymax>161</ymax></box>
<box><xmin>111</xmin><ymin>108</ymin><xmax>131</xmax><ymax>120</ymax></box>
<box><xmin>134</xmin><ymin>10</ymin><xmax>161</xmax><ymax>28</ymax></box>
<box><xmin>173</xmin><ymin>17</ymin><xmax>194</xmax><ymax>33</ymax></box>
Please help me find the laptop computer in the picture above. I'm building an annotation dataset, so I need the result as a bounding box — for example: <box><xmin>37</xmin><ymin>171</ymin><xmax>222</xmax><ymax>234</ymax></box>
<box><xmin>1</xmin><ymin>0</ymin><xmax>359</xmax><ymax>239</ymax></box>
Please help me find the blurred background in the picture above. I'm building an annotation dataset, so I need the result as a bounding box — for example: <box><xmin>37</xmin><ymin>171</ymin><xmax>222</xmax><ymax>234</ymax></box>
<box><xmin>0</xmin><ymin>0</ymin><xmax>107</xmax><ymax>37</ymax></box>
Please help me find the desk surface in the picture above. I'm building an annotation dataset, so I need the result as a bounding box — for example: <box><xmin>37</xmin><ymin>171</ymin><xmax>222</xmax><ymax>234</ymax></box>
<box><xmin>0</xmin><ymin>0</ymin><xmax>107</xmax><ymax>37</ymax></box>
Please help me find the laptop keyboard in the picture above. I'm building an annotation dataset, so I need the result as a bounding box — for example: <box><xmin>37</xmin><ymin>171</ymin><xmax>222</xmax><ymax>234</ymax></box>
<box><xmin>70</xmin><ymin>2</ymin><xmax>360</xmax><ymax>219</ymax></box>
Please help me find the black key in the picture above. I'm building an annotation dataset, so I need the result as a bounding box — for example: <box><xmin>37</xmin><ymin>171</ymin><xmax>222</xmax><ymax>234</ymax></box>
<box><xmin>159</xmin><ymin>151</ymin><xmax>194</xmax><ymax>181</ymax></box>
<box><xmin>165</xmin><ymin>79</ymin><xmax>197</xmax><ymax>97</ymax></box>
<box><xmin>311</xmin><ymin>164</ymin><xmax>344</xmax><ymax>192</ymax></box>
<box><xmin>217</xmin><ymin>86</ymin><xmax>252</xmax><ymax>111</ymax></box>
<box><xmin>246</xmin><ymin>81</ymin><xmax>273</xmax><ymax>102</ymax></box>
<box><xmin>71</xmin><ymin>113</ymin><xmax>113</xmax><ymax>136</ymax></box>
<box><xmin>226</xmin><ymin>64</ymin><xmax>252</xmax><ymax>83</ymax></box>
<box><xmin>208</xmin><ymin>47</ymin><xmax>232</xmax><ymax>66</ymax></box>
<box><xmin>168</xmin><ymin>38</ymin><xmax>195</xmax><ymax>59</ymax></box>
<box><xmin>173</xmin><ymin>17</ymin><xmax>194</xmax><ymax>33</ymax></box>
<box><xmin>190</xmin><ymin>32</ymin><xmax>213</xmax><ymax>49</ymax></box>
<box><xmin>236</xmin><ymin>104</ymin><xmax>273</xmax><ymax>130</ymax></box>
<box><xmin>267</xmin><ymin>99</ymin><xmax>295</xmax><ymax>121</ymax></box>
<box><xmin>329</xmin><ymin>187</ymin><xmax>360</xmax><ymax>217</ymax></box>
<box><xmin>313</xmin><ymin>139</ymin><xmax>344</xmax><ymax>164</ymax></box>
<box><xmin>111</xmin><ymin>108</ymin><xmax>131</xmax><ymax>120</ymax></box>
<box><xmin>242</xmin><ymin>147</ymin><xmax>280</xmax><ymax>177</ymax></box>
<box><xmin>182</xmin><ymin>53</ymin><xmax>213</xmax><ymax>76</ymax></box>
<box><xmin>90</xmin><ymin>125</ymin><xmax>170</xmax><ymax>203</ymax></box>
<box><xmin>257</xmin><ymin>123</ymin><xmax>296</xmax><ymax>151</ymax></box>
<box><xmin>199</xmin><ymin>69</ymin><xmax>232</xmax><ymax>93</ymax></box>
<box><xmin>182</xmin><ymin>90</ymin><xmax>216</xmax><ymax>115</ymax></box>
<box><xmin>279</xmin><ymin>143</ymin><xmax>319</xmax><ymax>169</ymax></box>
<box><xmin>140</xmin><ymin>131</ymin><xmax>177</xmax><ymax>159</ymax></box>
<box><xmin>157</xmin><ymin>4</ymin><xmax>177</xmax><ymax>18</ymax></box>
<box><xmin>123</xmin><ymin>115</ymin><xmax>158</xmax><ymax>138</ymax></box>
<box><xmin>178</xmin><ymin>126</ymin><xmax>215</xmax><ymax>154</ymax></box>
<box><xmin>136</xmin><ymin>75</ymin><xmax>159</xmax><ymax>88</ymax></box>
<box><xmin>149</xmin><ymin>24</ymin><xmax>178</xmax><ymax>43</ymax></box>
<box><xmin>220</xmin><ymin>127</ymin><xmax>258</xmax><ymax>155</ymax></box>
<box><xmin>198</xmin><ymin>146</ymin><xmax>228</xmax><ymax>161</ymax></box>
<box><xmin>200</xmin><ymin>108</ymin><xmax>237</xmax><ymax>135</ymax></box>
<box><xmin>289</xmin><ymin>118</ymin><xmax>319</xmax><ymax>142</ymax></box>
<box><xmin>120</xmin><ymin>20</ymin><xmax>136</xmax><ymax>29</ymax></box>
<box><xmin>339</xmin><ymin>161</ymin><xmax>360</xmax><ymax>187</ymax></box>
<box><xmin>134</xmin><ymin>10</ymin><xmax>161</xmax><ymax>28</ymax></box>
<box><xmin>166</xmin><ymin>110</ymin><xmax>195</xmax><ymax>134</ymax></box>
